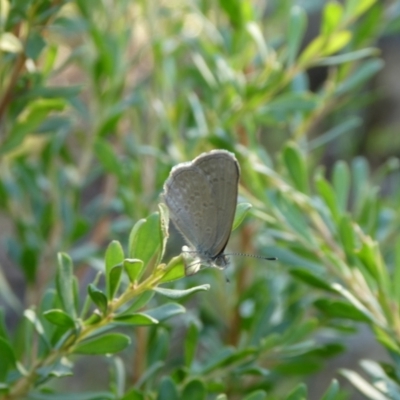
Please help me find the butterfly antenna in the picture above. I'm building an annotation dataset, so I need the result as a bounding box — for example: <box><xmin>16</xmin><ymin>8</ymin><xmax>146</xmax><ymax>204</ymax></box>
<box><xmin>225</xmin><ymin>253</ymin><xmax>277</xmax><ymax>261</ymax></box>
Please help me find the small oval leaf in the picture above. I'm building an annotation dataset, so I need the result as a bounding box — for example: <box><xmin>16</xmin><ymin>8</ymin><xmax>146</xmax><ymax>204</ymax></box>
<box><xmin>143</xmin><ymin>303</ymin><xmax>185</xmax><ymax>322</ymax></box>
<box><xmin>43</xmin><ymin>309</ymin><xmax>76</xmax><ymax>328</ymax></box>
<box><xmin>114</xmin><ymin>313</ymin><xmax>158</xmax><ymax>326</ymax></box>
<box><xmin>108</xmin><ymin>265</ymin><xmax>123</xmax><ymax>299</ymax></box>
<box><xmin>105</xmin><ymin>241</ymin><xmax>124</xmax><ymax>298</ymax></box>
<box><xmin>123</xmin><ymin>258</ymin><xmax>144</xmax><ymax>283</ymax></box>
<box><xmin>154</xmin><ymin>285</ymin><xmax>210</xmax><ymax>299</ymax></box>
<box><xmin>56</xmin><ymin>253</ymin><xmax>76</xmax><ymax>318</ymax></box>
<box><xmin>159</xmin><ymin>256</ymin><xmax>186</xmax><ymax>283</ymax></box>
<box><xmin>232</xmin><ymin>203</ymin><xmax>252</xmax><ymax>231</ymax></box>
<box><xmin>73</xmin><ymin>333</ymin><xmax>131</xmax><ymax>355</ymax></box>
<box><xmin>129</xmin><ymin>213</ymin><xmax>162</xmax><ymax>274</ymax></box>
<box><xmin>88</xmin><ymin>284</ymin><xmax>108</xmax><ymax>314</ymax></box>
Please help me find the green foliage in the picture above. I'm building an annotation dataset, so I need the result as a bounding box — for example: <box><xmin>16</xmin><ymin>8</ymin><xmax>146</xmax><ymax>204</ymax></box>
<box><xmin>1</xmin><ymin>0</ymin><xmax>400</xmax><ymax>399</ymax></box>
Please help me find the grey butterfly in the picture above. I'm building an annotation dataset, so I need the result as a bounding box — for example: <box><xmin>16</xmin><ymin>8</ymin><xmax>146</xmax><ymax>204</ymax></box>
<box><xmin>163</xmin><ymin>149</ymin><xmax>240</xmax><ymax>274</ymax></box>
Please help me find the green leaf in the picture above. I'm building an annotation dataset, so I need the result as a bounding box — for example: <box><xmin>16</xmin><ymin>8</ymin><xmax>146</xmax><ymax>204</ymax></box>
<box><xmin>309</xmin><ymin>117</ymin><xmax>362</xmax><ymax>150</ymax></box>
<box><xmin>121</xmin><ymin>388</ymin><xmax>144</xmax><ymax>400</ymax></box>
<box><xmin>344</xmin><ymin>0</ymin><xmax>377</xmax><ymax>20</ymax></box>
<box><xmin>88</xmin><ymin>284</ymin><xmax>108</xmax><ymax>314</ymax></box>
<box><xmin>81</xmin><ymin>271</ymin><xmax>101</xmax><ymax>321</ymax></box>
<box><xmin>273</xmin><ymin>194</ymin><xmax>313</xmax><ymax>244</ymax></box>
<box><xmin>218</xmin><ymin>0</ymin><xmax>252</xmax><ymax>29</ymax></box>
<box><xmin>315</xmin><ymin>173</ymin><xmax>339</xmax><ymax>221</ymax></box>
<box><xmin>42</xmin><ymin>44</ymin><xmax>58</xmax><ymax>76</ymax></box>
<box><xmin>322</xmin><ymin>2</ymin><xmax>343</xmax><ymax>36</ymax></box>
<box><xmin>56</xmin><ymin>253</ymin><xmax>76</xmax><ymax>319</ymax></box>
<box><xmin>299</xmin><ymin>31</ymin><xmax>352</xmax><ymax>65</ymax></box>
<box><xmin>185</xmin><ymin>322</ymin><xmax>199</xmax><ymax>367</ymax></box>
<box><xmin>20</xmin><ymin>246</ymin><xmax>39</xmax><ymax>283</ymax></box>
<box><xmin>181</xmin><ymin>379</ymin><xmax>206</xmax><ymax>400</ymax></box>
<box><xmin>332</xmin><ymin>284</ymin><xmax>377</xmax><ymax>323</ymax></box>
<box><xmin>261</xmin><ymin>333</ymin><xmax>282</xmax><ymax>351</ymax></box>
<box><xmin>351</xmin><ymin>157</ymin><xmax>370</xmax><ymax>213</ymax></box>
<box><xmin>352</xmin><ymin>3</ymin><xmax>382</xmax><ymax>47</ymax></box>
<box><xmin>25</xmin><ymin>391</ymin><xmax>115</xmax><ymax>399</ymax></box>
<box><xmin>105</xmin><ymin>241</ymin><xmax>124</xmax><ymax>297</ymax></box>
<box><xmin>314</xmin><ymin>48</ymin><xmax>378</xmax><ymax>66</ymax></box>
<box><xmin>393</xmin><ymin>237</ymin><xmax>400</xmax><ymax>304</ymax></box>
<box><xmin>192</xmin><ymin>52</ymin><xmax>217</xmax><ymax>88</ymax></box>
<box><xmin>263</xmin><ymin>93</ymin><xmax>318</xmax><ymax>113</ymax></box>
<box><xmin>0</xmin><ymin>337</ymin><xmax>17</xmax><ymax>380</ymax></box>
<box><xmin>113</xmin><ymin>313</ymin><xmax>158</xmax><ymax>326</ymax></box>
<box><xmin>283</xmin><ymin>142</ymin><xmax>309</xmax><ymax>193</ymax></box>
<box><xmin>94</xmin><ymin>139</ymin><xmax>122</xmax><ymax>176</ymax></box>
<box><xmin>123</xmin><ymin>290</ymin><xmax>155</xmax><ymax>314</ymax></box>
<box><xmin>26</xmin><ymin>31</ymin><xmax>46</xmax><ymax>59</ymax></box>
<box><xmin>158</xmin><ymin>203</ymin><xmax>170</xmax><ymax>263</ymax></box>
<box><xmin>84</xmin><ymin>313</ymin><xmax>102</xmax><ymax>326</ymax></box>
<box><xmin>24</xmin><ymin>309</ymin><xmax>50</xmax><ymax>353</ymax></box>
<box><xmin>314</xmin><ymin>299</ymin><xmax>371</xmax><ymax>322</ymax></box>
<box><xmin>154</xmin><ymin>284</ymin><xmax>210</xmax><ymax>299</ymax></box>
<box><xmin>123</xmin><ymin>259</ymin><xmax>144</xmax><ymax>283</ymax></box>
<box><xmin>243</xmin><ymin>390</ymin><xmax>267</xmax><ymax>400</ymax></box>
<box><xmin>43</xmin><ymin>309</ymin><xmax>76</xmax><ymax>328</ymax></box>
<box><xmin>73</xmin><ymin>333</ymin><xmax>131</xmax><ymax>355</ymax></box>
<box><xmin>338</xmin><ymin>215</ymin><xmax>356</xmax><ymax>261</ymax></box>
<box><xmin>340</xmin><ymin>369</ymin><xmax>390</xmax><ymax>400</ymax></box>
<box><xmin>336</xmin><ymin>59</ymin><xmax>383</xmax><ymax>96</ymax></box>
<box><xmin>332</xmin><ymin>161</ymin><xmax>350</xmax><ymax>214</ymax></box>
<box><xmin>30</xmin><ymin>85</ymin><xmax>81</xmax><ymax>99</ymax></box>
<box><xmin>129</xmin><ymin>213</ymin><xmax>162</xmax><ymax>273</ymax></box>
<box><xmin>0</xmin><ymin>32</ymin><xmax>22</xmax><ymax>53</ymax></box>
<box><xmin>36</xmin><ymin>357</ymin><xmax>73</xmax><ymax>380</ymax></box>
<box><xmin>285</xmin><ymin>383</ymin><xmax>307</xmax><ymax>400</ymax></box>
<box><xmin>143</xmin><ymin>303</ymin><xmax>185</xmax><ymax>322</ymax></box>
<box><xmin>135</xmin><ymin>361</ymin><xmax>164</xmax><ymax>388</ymax></box>
<box><xmin>276</xmin><ymin>360</ymin><xmax>321</xmax><ymax>375</ymax></box>
<box><xmin>0</xmin><ymin>99</ymin><xmax>66</xmax><ymax>155</ymax></box>
<box><xmin>289</xmin><ymin>268</ymin><xmax>335</xmax><ymax>292</ymax></box>
<box><xmin>373</xmin><ymin>326</ymin><xmax>400</xmax><ymax>354</ymax></box>
<box><xmin>157</xmin><ymin>377</ymin><xmax>179</xmax><ymax>400</ymax></box>
<box><xmin>201</xmin><ymin>347</ymin><xmax>256</xmax><ymax>374</ymax></box>
<box><xmin>320</xmin><ymin>380</ymin><xmax>340</xmax><ymax>400</ymax></box>
<box><xmin>287</xmin><ymin>6</ymin><xmax>307</xmax><ymax>66</ymax></box>
<box><xmin>305</xmin><ymin>343</ymin><xmax>345</xmax><ymax>358</ymax></box>
<box><xmin>0</xmin><ymin>309</ymin><xmax>9</xmax><ymax>340</ymax></box>
<box><xmin>283</xmin><ymin>320</ymin><xmax>320</xmax><ymax>346</ymax></box>
<box><xmin>159</xmin><ymin>255</ymin><xmax>186</xmax><ymax>283</ymax></box>
<box><xmin>188</xmin><ymin>92</ymin><xmax>207</xmax><ymax>136</ymax></box>
<box><xmin>0</xmin><ymin>269</ymin><xmax>21</xmax><ymax>312</ymax></box>
<box><xmin>355</xmin><ymin>237</ymin><xmax>389</xmax><ymax>289</ymax></box>
<box><xmin>247</xmin><ymin>22</ymin><xmax>268</xmax><ymax>62</ymax></box>
<box><xmin>108</xmin><ymin>265</ymin><xmax>123</xmax><ymax>299</ymax></box>
<box><xmin>232</xmin><ymin>203</ymin><xmax>252</xmax><ymax>231</ymax></box>
<box><xmin>321</xmin><ymin>30</ymin><xmax>352</xmax><ymax>56</ymax></box>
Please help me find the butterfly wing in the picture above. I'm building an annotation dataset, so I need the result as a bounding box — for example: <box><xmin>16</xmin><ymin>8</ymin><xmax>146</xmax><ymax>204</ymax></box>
<box><xmin>193</xmin><ymin>150</ymin><xmax>240</xmax><ymax>257</ymax></box>
<box><xmin>163</xmin><ymin>162</ymin><xmax>219</xmax><ymax>256</ymax></box>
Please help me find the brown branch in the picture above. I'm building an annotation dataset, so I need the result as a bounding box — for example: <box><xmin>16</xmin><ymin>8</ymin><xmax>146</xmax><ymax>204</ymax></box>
<box><xmin>0</xmin><ymin>53</ymin><xmax>26</xmax><ymax>123</ymax></box>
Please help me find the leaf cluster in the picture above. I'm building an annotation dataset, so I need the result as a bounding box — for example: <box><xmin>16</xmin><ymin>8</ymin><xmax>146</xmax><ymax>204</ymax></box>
<box><xmin>1</xmin><ymin>0</ymin><xmax>400</xmax><ymax>399</ymax></box>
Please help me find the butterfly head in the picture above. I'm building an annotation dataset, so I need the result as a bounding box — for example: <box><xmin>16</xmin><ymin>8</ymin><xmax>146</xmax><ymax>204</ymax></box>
<box><xmin>182</xmin><ymin>245</ymin><xmax>230</xmax><ymax>275</ymax></box>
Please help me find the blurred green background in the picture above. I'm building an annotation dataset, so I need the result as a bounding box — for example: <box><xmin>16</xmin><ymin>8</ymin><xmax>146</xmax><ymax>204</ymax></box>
<box><xmin>1</xmin><ymin>0</ymin><xmax>400</xmax><ymax>399</ymax></box>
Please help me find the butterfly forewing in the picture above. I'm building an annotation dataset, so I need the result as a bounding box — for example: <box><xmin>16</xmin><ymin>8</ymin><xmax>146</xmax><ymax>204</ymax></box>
<box><xmin>163</xmin><ymin>163</ymin><xmax>219</xmax><ymax>256</ymax></box>
<box><xmin>163</xmin><ymin>149</ymin><xmax>240</xmax><ymax>269</ymax></box>
<box><xmin>193</xmin><ymin>150</ymin><xmax>240</xmax><ymax>257</ymax></box>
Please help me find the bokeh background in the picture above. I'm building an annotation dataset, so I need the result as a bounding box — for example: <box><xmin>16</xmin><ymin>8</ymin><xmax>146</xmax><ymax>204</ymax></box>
<box><xmin>1</xmin><ymin>0</ymin><xmax>400</xmax><ymax>399</ymax></box>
